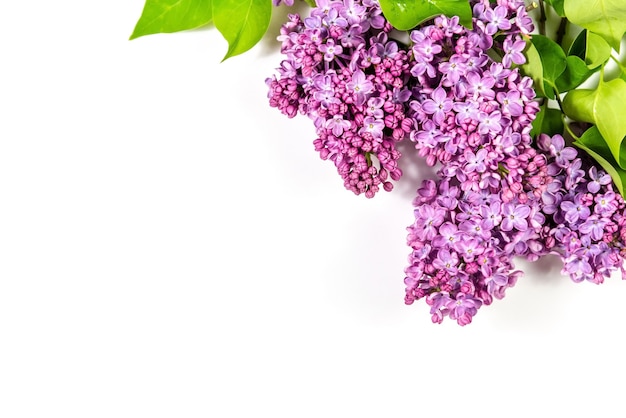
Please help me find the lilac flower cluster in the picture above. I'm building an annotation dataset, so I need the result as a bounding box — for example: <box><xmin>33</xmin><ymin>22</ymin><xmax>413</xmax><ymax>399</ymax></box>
<box><xmin>405</xmin><ymin>177</ymin><xmax>530</xmax><ymax>325</ymax></box>
<box><xmin>266</xmin><ymin>0</ymin><xmax>413</xmax><ymax>197</ymax></box>
<box><xmin>537</xmin><ymin>134</ymin><xmax>626</xmax><ymax>284</ymax></box>
<box><xmin>404</xmin><ymin>132</ymin><xmax>626</xmax><ymax>325</ymax></box>
<box><xmin>407</xmin><ymin>0</ymin><xmax>537</xmax><ymax>187</ymax></box>
<box><xmin>404</xmin><ymin>152</ymin><xmax>552</xmax><ymax>325</ymax></box>
<box><xmin>403</xmin><ymin>1</ymin><xmax>554</xmax><ymax>325</ymax></box>
<box><xmin>267</xmin><ymin>0</ymin><xmax>626</xmax><ymax>325</ymax></box>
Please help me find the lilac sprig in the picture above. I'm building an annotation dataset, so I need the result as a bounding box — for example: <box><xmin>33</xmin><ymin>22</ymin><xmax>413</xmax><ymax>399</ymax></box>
<box><xmin>266</xmin><ymin>0</ymin><xmax>413</xmax><ymax>197</ymax></box>
<box><xmin>401</xmin><ymin>0</ymin><xmax>547</xmax><ymax>325</ymax></box>
<box><xmin>404</xmin><ymin>133</ymin><xmax>626</xmax><ymax>325</ymax></box>
<box><xmin>406</xmin><ymin>0</ymin><xmax>538</xmax><ymax>195</ymax></box>
<box><xmin>267</xmin><ymin>0</ymin><xmax>626</xmax><ymax>326</ymax></box>
<box><xmin>537</xmin><ymin>134</ymin><xmax>626</xmax><ymax>284</ymax></box>
<box><xmin>405</xmin><ymin>178</ymin><xmax>523</xmax><ymax>325</ymax></box>
<box><xmin>404</xmin><ymin>146</ymin><xmax>551</xmax><ymax>326</ymax></box>
<box><xmin>400</xmin><ymin>0</ymin><xmax>626</xmax><ymax>325</ymax></box>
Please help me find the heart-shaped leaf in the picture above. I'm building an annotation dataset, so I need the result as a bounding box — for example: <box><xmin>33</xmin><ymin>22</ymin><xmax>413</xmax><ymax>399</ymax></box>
<box><xmin>213</xmin><ymin>0</ymin><xmax>271</xmax><ymax>61</ymax></box>
<box><xmin>130</xmin><ymin>0</ymin><xmax>213</xmax><ymax>40</ymax></box>
<box><xmin>564</xmin><ymin>0</ymin><xmax>626</xmax><ymax>51</ymax></box>
<box><xmin>555</xmin><ymin>55</ymin><xmax>595</xmax><ymax>92</ymax></box>
<box><xmin>523</xmin><ymin>35</ymin><xmax>567</xmax><ymax>98</ymax></box>
<box><xmin>379</xmin><ymin>0</ymin><xmax>472</xmax><ymax>31</ymax></box>
<box><xmin>585</xmin><ymin>32</ymin><xmax>612</xmax><ymax>69</ymax></box>
<box><xmin>531</xmin><ymin>35</ymin><xmax>567</xmax><ymax>82</ymax></box>
<box><xmin>563</xmin><ymin>77</ymin><xmax>626</xmax><ymax>167</ymax></box>
<box><xmin>541</xmin><ymin>108</ymin><xmax>565</xmax><ymax>137</ymax></box>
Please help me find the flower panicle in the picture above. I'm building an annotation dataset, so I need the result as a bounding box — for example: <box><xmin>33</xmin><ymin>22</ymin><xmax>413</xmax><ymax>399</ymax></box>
<box><xmin>267</xmin><ymin>0</ymin><xmax>626</xmax><ymax>326</ymax></box>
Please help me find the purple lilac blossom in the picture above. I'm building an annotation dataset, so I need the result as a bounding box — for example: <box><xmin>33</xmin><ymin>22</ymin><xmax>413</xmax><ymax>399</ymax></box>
<box><xmin>405</xmin><ymin>175</ymin><xmax>540</xmax><ymax>326</ymax></box>
<box><xmin>536</xmin><ymin>134</ymin><xmax>626</xmax><ymax>285</ymax></box>
<box><xmin>266</xmin><ymin>0</ymin><xmax>411</xmax><ymax>198</ymax></box>
<box><xmin>268</xmin><ymin>0</ymin><xmax>626</xmax><ymax>326</ymax></box>
<box><xmin>406</xmin><ymin>0</ymin><xmax>539</xmax><ymax>192</ymax></box>
<box><xmin>404</xmin><ymin>133</ymin><xmax>626</xmax><ymax>326</ymax></box>
<box><xmin>403</xmin><ymin>0</ymin><xmax>551</xmax><ymax>326</ymax></box>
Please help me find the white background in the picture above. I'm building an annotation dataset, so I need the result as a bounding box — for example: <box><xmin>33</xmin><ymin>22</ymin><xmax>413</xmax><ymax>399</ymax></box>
<box><xmin>1</xmin><ymin>2</ymin><xmax>625</xmax><ymax>417</ymax></box>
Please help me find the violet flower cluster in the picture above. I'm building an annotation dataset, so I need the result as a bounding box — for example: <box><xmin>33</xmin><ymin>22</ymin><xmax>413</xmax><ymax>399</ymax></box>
<box><xmin>266</xmin><ymin>0</ymin><xmax>413</xmax><ymax>197</ymax></box>
<box><xmin>404</xmin><ymin>132</ymin><xmax>626</xmax><ymax>325</ymax></box>
<box><xmin>537</xmin><ymin>134</ymin><xmax>626</xmax><ymax>284</ymax></box>
<box><xmin>403</xmin><ymin>0</ymin><xmax>553</xmax><ymax>325</ymax></box>
<box><xmin>267</xmin><ymin>0</ymin><xmax>626</xmax><ymax>325</ymax></box>
<box><xmin>406</xmin><ymin>0</ymin><xmax>536</xmax><ymax>184</ymax></box>
<box><xmin>405</xmin><ymin>176</ymin><xmax>539</xmax><ymax>325</ymax></box>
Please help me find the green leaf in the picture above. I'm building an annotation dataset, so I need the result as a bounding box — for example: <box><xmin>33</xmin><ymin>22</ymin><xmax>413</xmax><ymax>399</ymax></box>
<box><xmin>564</xmin><ymin>0</ymin><xmax>626</xmax><ymax>51</ymax></box>
<box><xmin>568</xmin><ymin>29</ymin><xmax>586</xmax><ymax>59</ymax></box>
<box><xmin>530</xmin><ymin>104</ymin><xmax>545</xmax><ymax>138</ymax></box>
<box><xmin>542</xmin><ymin>108</ymin><xmax>565</xmax><ymax>136</ymax></box>
<box><xmin>130</xmin><ymin>0</ymin><xmax>213</xmax><ymax>40</ymax></box>
<box><xmin>523</xmin><ymin>35</ymin><xmax>567</xmax><ymax>98</ymax></box>
<box><xmin>555</xmin><ymin>55</ymin><xmax>594</xmax><ymax>91</ymax></box>
<box><xmin>531</xmin><ymin>103</ymin><xmax>564</xmax><ymax>137</ymax></box>
<box><xmin>566</xmin><ymin>31</ymin><xmax>608</xmax><ymax>73</ymax></box>
<box><xmin>574</xmin><ymin>126</ymin><xmax>626</xmax><ymax>196</ymax></box>
<box><xmin>563</xmin><ymin>89</ymin><xmax>596</xmax><ymax>123</ymax></box>
<box><xmin>563</xmin><ymin>77</ymin><xmax>626</xmax><ymax>167</ymax></box>
<box><xmin>379</xmin><ymin>0</ymin><xmax>472</xmax><ymax>31</ymax></box>
<box><xmin>521</xmin><ymin>41</ymin><xmax>546</xmax><ymax>97</ymax></box>
<box><xmin>585</xmin><ymin>32</ymin><xmax>612</xmax><ymax>69</ymax></box>
<box><xmin>545</xmin><ymin>0</ymin><xmax>565</xmax><ymax>16</ymax></box>
<box><xmin>213</xmin><ymin>0</ymin><xmax>271</xmax><ymax>60</ymax></box>
<box><xmin>531</xmin><ymin>34</ymin><xmax>568</xmax><ymax>83</ymax></box>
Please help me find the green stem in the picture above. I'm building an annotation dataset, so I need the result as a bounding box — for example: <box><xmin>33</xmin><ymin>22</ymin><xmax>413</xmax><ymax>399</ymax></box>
<box><xmin>551</xmin><ymin>83</ymin><xmax>565</xmax><ymax>114</ymax></box>
<box><xmin>498</xmin><ymin>163</ymin><xmax>510</xmax><ymax>176</ymax></box>
<box><xmin>538</xmin><ymin>0</ymin><xmax>546</xmax><ymax>36</ymax></box>
<box><xmin>556</xmin><ymin>18</ymin><xmax>568</xmax><ymax>46</ymax></box>
<box><xmin>554</xmin><ymin>91</ymin><xmax>564</xmax><ymax>112</ymax></box>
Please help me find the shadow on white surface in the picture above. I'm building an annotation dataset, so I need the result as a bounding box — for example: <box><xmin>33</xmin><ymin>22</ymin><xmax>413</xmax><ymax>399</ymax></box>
<box><xmin>395</xmin><ymin>138</ymin><xmax>438</xmax><ymax>200</ymax></box>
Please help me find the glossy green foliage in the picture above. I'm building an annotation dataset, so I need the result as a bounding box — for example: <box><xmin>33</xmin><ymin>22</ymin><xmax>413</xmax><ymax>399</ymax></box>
<box><xmin>531</xmin><ymin>103</ymin><xmax>564</xmax><ymax>138</ymax></box>
<box><xmin>213</xmin><ymin>0</ymin><xmax>271</xmax><ymax>60</ymax></box>
<box><xmin>565</xmin><ymin>0</ymin><xmax>626</xmax><ymax>51</ymax></box>
<box><xmin>379</xmin><ymin>0</ymin><xmax>472</xmax><ymax>30</ymax></box>
<box><xmin>521</xmin><ymin>35</ymin><xmax>567</xmax><ymax>98</ymax></box>
<box><xmin>130</xmin><ymin>0</ymin><xmax>213</xmax><ymax>39</ymax></box>
<box><xmin>563</xmin><ymin>77</ymin><xmax>626</xmax><ymax>168</ymax></box>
